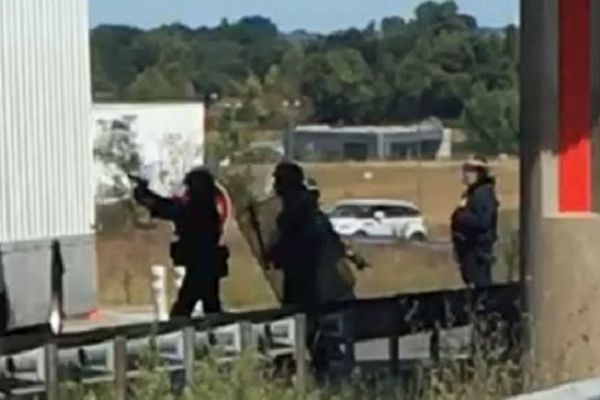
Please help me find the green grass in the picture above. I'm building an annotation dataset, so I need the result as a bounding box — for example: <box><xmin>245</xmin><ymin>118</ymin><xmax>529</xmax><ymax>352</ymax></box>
<box><xmin>59</xmin><ymin>335</ymin><xmax>527</xmax><ymax>400</ymax></box>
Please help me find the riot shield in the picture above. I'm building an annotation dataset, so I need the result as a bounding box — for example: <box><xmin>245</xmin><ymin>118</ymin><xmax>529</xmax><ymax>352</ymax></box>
<box><xmin>235</xmin><ymin>195</ymin><xmax>360</xmax><ymax>304</ymax></box>
<box><xmin>235</xmin><ymin>196</ymin><xmax>285</xmax><ymax>300</ymax></box>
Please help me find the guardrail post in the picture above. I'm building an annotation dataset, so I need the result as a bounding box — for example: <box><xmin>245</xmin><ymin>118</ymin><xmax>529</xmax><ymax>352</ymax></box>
<box><xmin>239</xmin><ymin>321</ymin><xmax>253</xmax><ymax>352</ymax></box>
<box><xmin>44</xmin><ymin>341</ymin><xmax>59</xmax><ymax>400</ymax></box>
<box><xmin>294</xmin><ymin>313</ymin><xmax>308</xmax><ymax>393</ymax></box>
<box><xmin>183</xmin><ymin>325</ymin><xmax>195</xmax><ymax>389</ymax></box>
<box><xmin>263</xmin><ymin>323</ymin><xmax>274</xmax><ymax>349</ymax></box>
<box><xmin>430</xmin><ymin>322</ymin><xmax>441</xmax><ymax>362</ymax></box>
<box><xmin>343</xmin><ymin>311</ymin><xmax>355</xmax><ymax>373</ymax></box>
<box><xmin>114</xmin><ymin>335</ymin><xmax>127</xmax><ymax>400</ymax></box>
<box><xmin>151</xmin><ymin>265</ymin><xmax>168</xmax><ymax>321</ymax></box>
<box><xmin>388</xmin><ymin>302</ymin><xmax>400</xmax><ymax>376</ymax></box>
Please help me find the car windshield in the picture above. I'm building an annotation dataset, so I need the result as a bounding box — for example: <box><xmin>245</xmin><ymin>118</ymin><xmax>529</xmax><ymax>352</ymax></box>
<box><xmin>331</xmin><ymin>203</ymin><xmax>421</xmax><ymax>218</ymax></box>
<box><xmin>384</xmin><ymin>205</ymin><xmax>421</xmax><ymax>217</ymax></box>
<box><xmin>331</xmin><ymin>204</ymin><xmax>372</xmax><ymax>218</ymax></box>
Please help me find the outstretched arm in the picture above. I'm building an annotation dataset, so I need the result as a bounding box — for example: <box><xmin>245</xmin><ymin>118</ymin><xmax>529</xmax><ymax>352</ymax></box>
<box><xmin>134</xmin><ymin>186</ymin><xmax>182</xmax><ymax>221</ymax></box>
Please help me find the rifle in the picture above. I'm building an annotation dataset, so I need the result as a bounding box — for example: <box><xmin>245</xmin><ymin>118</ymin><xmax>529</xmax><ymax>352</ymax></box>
<box><xmin>248</xmin><ymin>203</ymin><xmax>270</xmax><ymax>269</ymax></box>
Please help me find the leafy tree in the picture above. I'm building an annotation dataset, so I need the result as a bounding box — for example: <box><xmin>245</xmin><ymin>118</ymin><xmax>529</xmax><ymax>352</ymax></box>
<box><xmin>462</xmin><ymin>88</ymin><xmax>519</xmax><ymax>154</ymax></box>
<box><xmin>94</xmin><ymin>119</ymin><xmax>141</xmax><ymax>200</ymax></box>
<box><xmin>91</xmin><ymin>25</ymin><xmax>143</xmax><ymax>96</ymax></box>
<box><xmin>302</xmin><ymin>49</ymin><xmax>376</xmax><ymax>123</ymax></box>
<box><xmin>90</xmin><ymin>0</ymin><xmax>520</xmax><ymax>153</ymax></box>
<box><xmin>126</xmin><ymin>68</ymin><xmax>180</xmax><ymax>100</ymax></box>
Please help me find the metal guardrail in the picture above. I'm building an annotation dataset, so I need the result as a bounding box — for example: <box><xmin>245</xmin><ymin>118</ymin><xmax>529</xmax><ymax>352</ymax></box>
<box><xmin>0</xmin><ymin>283</ymin><xmax>521</xmax><ymax>399</ymax></box>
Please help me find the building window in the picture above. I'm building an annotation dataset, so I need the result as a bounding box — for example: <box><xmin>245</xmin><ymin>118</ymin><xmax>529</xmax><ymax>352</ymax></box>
<box><xmin>343</xmin><ymin>142</ymin><xmax>369</xmax><ymax>161</ymax></box>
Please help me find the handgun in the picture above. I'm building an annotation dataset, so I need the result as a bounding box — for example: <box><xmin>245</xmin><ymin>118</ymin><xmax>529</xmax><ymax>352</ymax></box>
<box><xmin>127</xmin><ymin>174</ymin><xmax>149</xmax><ymax>187</ymax></box>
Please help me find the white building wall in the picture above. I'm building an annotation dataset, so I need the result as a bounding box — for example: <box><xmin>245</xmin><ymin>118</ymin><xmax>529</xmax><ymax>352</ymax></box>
<box><xmin>0</xmin><ymin>0</ymin><xmax>94</xmax><ymax>243</ymax></box>
<box><xmin>436</xmin><ymin>128</ymin><xmax>453</xmax><ymax>159</ymax></box>
<box><xmin>92</xmin><ymin>103</ymin><xmax>206</xmax><ymax>200</ymax></box>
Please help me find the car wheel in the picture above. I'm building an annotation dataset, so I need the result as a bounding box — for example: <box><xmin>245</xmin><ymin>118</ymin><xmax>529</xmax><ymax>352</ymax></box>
<box><xmin>409</xmin><ymin>232</ymin><xmax>427</xmax><ymax>242</ymax></box>
<box><xmin>353</xmin><ymin>230</ymin><xmax>368</xmax><ymax>238</ymax></box>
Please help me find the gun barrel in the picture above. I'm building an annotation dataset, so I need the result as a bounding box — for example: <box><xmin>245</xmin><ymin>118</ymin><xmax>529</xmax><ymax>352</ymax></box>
<box><xmin>128</xmin><ymin>174</ymin><xmax>148</xmax><ymax>186</ymax></box>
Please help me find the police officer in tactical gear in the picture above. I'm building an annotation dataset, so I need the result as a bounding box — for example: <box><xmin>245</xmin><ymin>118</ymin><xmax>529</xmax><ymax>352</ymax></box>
<box><xmin>270</xmin><ymin>167</ymin><xmax>342</xmax><ymax>378</ymax></box>
<box><xmin>133</xmin><ymin>168</ymin><xmax>227</xmax><ymax>317</ymax></box>
<box><xmin>306</xmin><ymin>178</ymin><xmax>369</xmax><ymax>275</ymax></box>
<box><xmin>451</xmin><ymin>156</ymin><xmax>499</xmax><ymax>287</ymax></box>
<box><xmin>269</xmin><ymin>162</ymin><xmax>320</xmax><ymax>306</ymax></box>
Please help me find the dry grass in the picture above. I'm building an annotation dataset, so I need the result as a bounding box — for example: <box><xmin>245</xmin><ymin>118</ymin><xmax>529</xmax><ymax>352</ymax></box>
<box><xmin>96</xmin><ymin>160</ymin><xmax>519</xmax><ymax>308</ymax></box>
<box><xmin>96</xmin><ymin>223</ymin><xmax>278</xmax><ymax>309</ymax></box>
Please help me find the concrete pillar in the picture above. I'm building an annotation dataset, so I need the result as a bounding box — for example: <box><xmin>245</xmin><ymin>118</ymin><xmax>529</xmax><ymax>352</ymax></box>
<box><xmin>521</xmin><ymin>0</ymin><xmax>600</xmax><ymax>383</ymax></box>
<box><xmin>591</xmin><ymin>0</ymin><xmax>600</xmax><ymax>213</ymax></box>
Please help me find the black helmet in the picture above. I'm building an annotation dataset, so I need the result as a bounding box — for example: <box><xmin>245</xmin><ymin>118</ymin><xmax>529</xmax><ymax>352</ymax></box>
<box><xmin>184</xmin><ymin>167</ymin><xmax>217</xmax><ymax>199</ymax></box>
<box><xmin>273</xmin><ymin>161</ymin><xmax>305</xmax><ymax>195</ymax></box>
<box><xmin>274</xmin><ymin>161</ymin><xmax>304</xmax><ymax>183</ymax></box>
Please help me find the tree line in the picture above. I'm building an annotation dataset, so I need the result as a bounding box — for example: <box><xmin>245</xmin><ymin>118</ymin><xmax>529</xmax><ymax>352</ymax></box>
<box><xmin>91</xmin><ymin>1</ymin><xmax>519</xmax><ymax>154</ymax></box>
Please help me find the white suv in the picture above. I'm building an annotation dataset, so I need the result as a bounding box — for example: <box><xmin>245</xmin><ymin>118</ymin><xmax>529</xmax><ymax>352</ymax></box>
<box><xmin>327</xmin><ymin>199</ymin><xmax>428</xmax><ymax>241</ymax></box>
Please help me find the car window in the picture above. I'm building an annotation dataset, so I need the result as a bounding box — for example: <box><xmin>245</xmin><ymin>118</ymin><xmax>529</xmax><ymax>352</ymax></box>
<box><xmin>386</xmin><ymin>206</ymin><xmax>420</xmax><ymax>217</ymax></box>
<box><xmin>371</xmin><ymin>206</ymin><xmax>388</xmax><ymax>216</ymax></box>
<box><xmin>331</xmin><ymin>205</ymin><xmax>371</xmax><ymax>218</ymax></box>
<box><xmin>331</xmin><ymin>205</ymin><xmax>357</xmax><ymax>218</ymax></box>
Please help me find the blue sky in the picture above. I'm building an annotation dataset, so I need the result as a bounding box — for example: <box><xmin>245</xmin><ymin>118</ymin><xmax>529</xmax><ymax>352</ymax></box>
<box><xmin>90</xmin><ymin>0</ymin><xmax>519</xmax><ymax>32</ymax></box>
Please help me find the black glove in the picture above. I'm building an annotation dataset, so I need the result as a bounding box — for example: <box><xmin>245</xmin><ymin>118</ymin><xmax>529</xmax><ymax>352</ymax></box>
<box><xmin>133</xmin><ymin>184</ymin><xmax>150</xmax><ymax>204</ymax></box>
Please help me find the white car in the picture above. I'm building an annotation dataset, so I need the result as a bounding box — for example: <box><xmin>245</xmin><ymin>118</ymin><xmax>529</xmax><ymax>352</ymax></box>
<box><xmin>327</xmin><ymin>199</ymin><xmax>428</xmax><ymax>241</ymax></box>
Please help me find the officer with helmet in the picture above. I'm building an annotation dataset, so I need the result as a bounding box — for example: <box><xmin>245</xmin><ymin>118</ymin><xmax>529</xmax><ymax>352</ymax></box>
<box><xmin>306</xmin><ymin>177</ymin><xmax>369</xmax><ymax>279</ymax></box>
<box><xmin>451</xmin><ymin>156</ymin><xmax>499</xmax><ymax>287</ymax></box>
<box><xmin>133</xmin><ymin>167</ymin><xmax>229</xmax><ymax>317</ymax></box>
<box><xmin>269</xmin><ymin>161</ymin><xmax>320</xmax><ymax>306</ymax></box>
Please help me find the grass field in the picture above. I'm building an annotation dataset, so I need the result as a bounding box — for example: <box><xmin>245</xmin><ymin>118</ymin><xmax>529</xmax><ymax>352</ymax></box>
<box><xmin>96</xmin><ymin>160</ymin><xmax>519</xmax><ymax>309</ymax></box>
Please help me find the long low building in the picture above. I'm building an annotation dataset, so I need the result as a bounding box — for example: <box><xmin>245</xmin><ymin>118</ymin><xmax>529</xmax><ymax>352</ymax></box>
<box><xmin>284</xmin><ymin>118</ymin><xmax>451</xmax><ymax>162</ymax></box>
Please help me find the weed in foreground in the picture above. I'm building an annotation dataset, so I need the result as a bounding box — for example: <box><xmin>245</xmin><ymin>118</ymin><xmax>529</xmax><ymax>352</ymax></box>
<box><xmin>58</xmin><ymin>326</ymin><xmax>526</xmax><ymax>400</ymax></box>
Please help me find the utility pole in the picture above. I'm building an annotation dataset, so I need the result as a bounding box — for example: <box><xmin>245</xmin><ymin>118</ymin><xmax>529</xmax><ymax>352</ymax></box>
<box><xmin>282</xmin><ymin>99</ymin><xmax>302</xmax><ymax>160</ymax></box>
<box><xmin>204</xmin><ymin>92</ymin><xmax>221</xmax><ymax>175</ymax></box>
<box><xmin>416</xmin><ymin>120</ymin><xmax>424</xmax><ymax>207</ymax></box>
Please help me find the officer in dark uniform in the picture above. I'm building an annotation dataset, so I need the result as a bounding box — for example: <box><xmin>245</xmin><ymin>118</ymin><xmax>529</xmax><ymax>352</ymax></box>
<box><xmin>451</xmin><ymin>156</ymin><xmax>499</xmax><ymax>287</ymax></box>
<box><xmin>306</xmin><ymin>178</ymin><xmax>369</xmax><ymax>275</ymax></box>
<box><xmin>133</xmin><ymin>168</ymin><xmax>227</xmax><ymax>317</ymax></box>
<box><xmin>269</xmin><ymin>162</ymin><xmax>320</xmax><ymax>307</ymax></box>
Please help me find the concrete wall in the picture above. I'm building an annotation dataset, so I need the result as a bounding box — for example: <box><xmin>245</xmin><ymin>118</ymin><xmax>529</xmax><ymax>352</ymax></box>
<box><xmin>0</xmin><ymin>235</ymin><xmax>96</xmax><ymax>331</ymax></box>
<box><xmin>534</xmin><ymin>216</ymin><xmax>600</xmax><ymax>380</ymax></box>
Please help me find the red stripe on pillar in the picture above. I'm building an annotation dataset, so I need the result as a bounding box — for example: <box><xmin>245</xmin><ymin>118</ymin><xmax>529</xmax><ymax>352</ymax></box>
<box><xmin>559</xmin><ymin>0</ymin><xmax>591</xmax><ymax>212</ymax></box>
